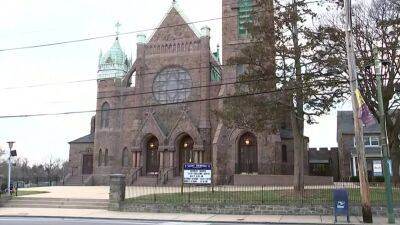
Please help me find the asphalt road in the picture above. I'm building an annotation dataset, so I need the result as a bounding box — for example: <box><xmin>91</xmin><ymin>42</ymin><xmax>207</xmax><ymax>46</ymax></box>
<box><xmin>0</xmin><ymin>217</ymin><xmax>299</xmax><ymax>225</ymax></box>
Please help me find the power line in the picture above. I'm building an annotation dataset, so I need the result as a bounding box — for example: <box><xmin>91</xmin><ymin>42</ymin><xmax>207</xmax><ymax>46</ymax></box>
<box><xmin>0</xmin><ymin>85</ymin><xmax>301</xmax><ymax>119</ymax></box>
<box><xmin>0</xmin><ymin>75</ymin><xmax>347</xmax><ymax>119</ymax></box>
<box><xmin>0</xmin><ymin>8</ymin><xmax>266</xmax><ymax>53</ymax></box>
<box><xmin>97</xmin><ymin>72</ymin><xmax>343</xmax><ymax>100</ymax></box>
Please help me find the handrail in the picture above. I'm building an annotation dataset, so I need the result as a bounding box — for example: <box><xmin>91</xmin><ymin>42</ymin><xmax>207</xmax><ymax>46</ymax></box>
<box><xmin>131</xmin><ymin>167</ymin><xmax>143</xmax><ymax>185</ymax></box>
<box><xmin>160</xmin><ymin>167</ymin><xmax>176</xmax><ymax>185</ymax></box>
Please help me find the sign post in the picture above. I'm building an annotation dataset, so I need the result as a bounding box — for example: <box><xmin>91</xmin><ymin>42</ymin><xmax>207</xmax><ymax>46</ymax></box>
<box><xmin>333</xmin><ymin>189</ymin><xmax>350</xmax><ymax>223</ymax></box>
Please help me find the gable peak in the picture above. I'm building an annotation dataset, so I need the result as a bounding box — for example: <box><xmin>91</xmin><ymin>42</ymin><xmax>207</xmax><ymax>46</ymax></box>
<box><xmin>147</xmin><ymin>1</ymin><xmax>201</xmax><ymax>43</ymax></box>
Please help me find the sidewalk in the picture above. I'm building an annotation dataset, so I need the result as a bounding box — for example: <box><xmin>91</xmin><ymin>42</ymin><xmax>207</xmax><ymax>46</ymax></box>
<box><xmin>0</xmin><ymin>207</ymin><xmax>397</xmax><ymax>225</ymax></box>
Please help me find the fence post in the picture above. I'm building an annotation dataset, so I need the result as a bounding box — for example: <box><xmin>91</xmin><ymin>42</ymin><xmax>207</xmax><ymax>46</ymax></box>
<box><xmin>262</xmin><ymin>186</ymin><xmax>264</xmax><ymax>204</ymax></box>
<box><xmin>153</xmin><ymin>184</ymin><xmax>157</xmax><ymax>203</ymax></box>
<box><xmin>109</xmin><ymin>174</ymin><xmax>126</xmax><ymax>211</ymax></box>
<box><xmin>188</xmin><ymin>185</ymin><xmax>191</xmax><ymax>203</ymax></box>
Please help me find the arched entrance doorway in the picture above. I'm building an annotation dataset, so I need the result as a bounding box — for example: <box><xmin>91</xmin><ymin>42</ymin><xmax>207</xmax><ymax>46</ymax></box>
<box><xmin>146</xmin><ymin>136</ymin><xmax>159</xmax><ymax>174</ymax></box>
<box><xmin>178</xmin><ymin>135</ymin><xmax>194</xmax><ymax>173</ymax></box>
<box><xmin>237</xmin><ymin>132</ymin><xmax>258</xmax><ymax>174</ymax></box>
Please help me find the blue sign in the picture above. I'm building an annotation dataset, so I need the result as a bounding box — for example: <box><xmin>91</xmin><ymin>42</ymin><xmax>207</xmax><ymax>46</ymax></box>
<box><xmin>333</xmin><ymin>189</ymin><xmax>350</xmax><ymax>222</ymax></box>
<box><xmin>184</xmin><ymin>163</ymin><xmax>212</xmax><ymax>170</ymax></box>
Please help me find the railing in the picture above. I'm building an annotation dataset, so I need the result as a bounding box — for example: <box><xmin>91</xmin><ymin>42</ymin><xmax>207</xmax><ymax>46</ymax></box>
<box><xmin>159</xmin><ymin>167</ymin><xmax>176</xmax><ymax>185</ymax></box>
<box><xmin>234</xmin><ymin>163</ymin><xmax>294</xmax><ymax>175</ymax></box>
<box><xmin>131</xmin><ymin>167</ymin><xmax>143</xmax><ymax>185</ymax></box>
<box><xmin>124</xmin><ymin>183</ymin><xmax>400</xmax><ymax>207</ymax></box>
<box><xmin>235</xmin><ymin>163</ymin><xmax>259</xmax><ymax>174</ymax></box>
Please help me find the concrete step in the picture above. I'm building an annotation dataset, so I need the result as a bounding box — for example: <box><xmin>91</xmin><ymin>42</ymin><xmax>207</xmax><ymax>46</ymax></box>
<box><xmin>4</xmin><ymin>197</ymin><xmax>108</xmax><ymax>210</ymax></box>
<box><xmin>132</xmin><ymin>176</ymin><xmax>158</xmax><ymax>186</ymax></box>
<box><xmin>64</xmin><ymin>175</ymin><xmax>93</xmax><ymax>186</ymax></box>
<box><xmin>165</xmin><ymin>177</ymin><xmax>181</xmax><ymax>186</ymax></box>
<box><xmin>4</xmin><ymin>203</ymin><xmax>108</xmax><ymax>209</ymax></box>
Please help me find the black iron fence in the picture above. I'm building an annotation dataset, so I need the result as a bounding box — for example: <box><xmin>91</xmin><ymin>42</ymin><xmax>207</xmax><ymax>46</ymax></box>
<box><xmin>125</xmin><ymin>183</ymin><xmax>400</xmax><ymax>207</ymax></box>
<box><xmin>10</xmin><ymin>176</ymin><xmax>63</xmax><ymax>188</ymax></box>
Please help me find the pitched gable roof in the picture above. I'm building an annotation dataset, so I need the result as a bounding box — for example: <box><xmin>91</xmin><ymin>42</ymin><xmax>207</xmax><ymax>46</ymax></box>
<box><xmin>69</xmin><ymin>133</ymin><xmax>94</xmax><ymax>144</ymax></box>
<box><xmin>147</xmin><ymin>2</ymin><xmax>201</xmax><ymax>43</ymax></box>
<box><xmin>337</xmin><ymin>111</ymin><xmax>380</xmax><ymax>135</ymax></box>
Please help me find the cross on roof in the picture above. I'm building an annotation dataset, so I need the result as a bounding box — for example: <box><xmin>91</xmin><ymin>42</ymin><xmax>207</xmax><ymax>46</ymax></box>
<box><xmin>115</xmin><ymin>21</ymin><xmax>121</xmax><ymax>36</ymax></box>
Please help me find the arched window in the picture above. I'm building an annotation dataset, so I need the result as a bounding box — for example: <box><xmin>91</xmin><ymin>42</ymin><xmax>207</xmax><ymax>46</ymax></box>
<box><xmin>282</xmin><ymin>145</ymin><xmax>287</xmax><ymax>163</ymax></box>
<box><xmin>100</xmin><ymin>102</ymin><xmax>110</xmax><ymax>128</ymax></box>
<box><xmin>104</xmin><ymin>149</ymin><xmax>109</xmax><ymax>166</ymax></box>
<box><xmin>98</xmin><ymin>149</ymin><xmax>103</xmax><ymax>167</ymax></box>
<box><xmin>238</xmin><ymin>0</ymin><xmax>253</xmax><ymax>37</ymax></box>
<box><xmin>122</xmin><ymin>148</ymin><xmax>129</xmax><ymax>167</ymax></box>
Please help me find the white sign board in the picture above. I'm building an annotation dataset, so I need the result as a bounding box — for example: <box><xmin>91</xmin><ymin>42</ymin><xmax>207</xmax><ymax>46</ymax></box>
<box><xmin>183</xmin><ymin>163</ymin><xmax>212</xmax><ymax>184</ymax></box>
<box><xmin>373</xmin><ymin>160</ymin><xmax>382</xmax><ymax>176</ymax></box>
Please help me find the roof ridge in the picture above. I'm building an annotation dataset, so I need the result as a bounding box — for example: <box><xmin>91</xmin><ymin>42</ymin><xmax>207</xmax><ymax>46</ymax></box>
<box><xmin>146</xmin><ymin>2</ymin><xmax>201</xmax><ymax>43</ymax></box>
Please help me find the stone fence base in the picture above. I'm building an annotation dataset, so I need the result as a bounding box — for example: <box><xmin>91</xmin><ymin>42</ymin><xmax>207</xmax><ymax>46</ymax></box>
<box><xmin>121</xmin><ymin>203</ymin><xmax>400</xmax><ymax>217</ymax></box>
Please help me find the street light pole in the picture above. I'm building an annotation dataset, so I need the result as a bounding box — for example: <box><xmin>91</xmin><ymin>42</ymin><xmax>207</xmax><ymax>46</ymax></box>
<box><xmin>6</xmin><ymin>141</ymin><xmax>14</xmax><ymax>196</ymax></box>
<box><xmin>374</xmin><ymin>49</ymin><xmax>395</xmax><ymax>223</ymax></box>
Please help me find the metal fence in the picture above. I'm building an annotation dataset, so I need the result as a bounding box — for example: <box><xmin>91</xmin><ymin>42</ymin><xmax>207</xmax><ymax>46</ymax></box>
<box><xmin>125</xmin><ymin>183</ymin><xmax>400</xmax><ymax>206</ymax></box>
<box><xmin>11</xmin><ymin>177</ymin><xmax>63</xmax><ymax>188</ymax></box>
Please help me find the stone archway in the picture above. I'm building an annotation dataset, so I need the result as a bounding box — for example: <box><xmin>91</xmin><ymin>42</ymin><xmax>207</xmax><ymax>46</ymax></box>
<box><xmin>237</xmin><ymin>132</ymin><xmax>258</xmax><ymax>174</ymax></box>
<box><xmin>177</xmin><ymin>134</ymin><xmax>194</xmax><ymax>174</ymax></box>
<box><xmin>145</xmin><ymin>136</ymin><xmax>159</xmax><ymax>174</ymax></box>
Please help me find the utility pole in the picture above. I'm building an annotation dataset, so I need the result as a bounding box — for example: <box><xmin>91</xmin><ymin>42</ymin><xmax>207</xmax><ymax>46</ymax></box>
<box><xmin>374</xmin><ymin>48</ymin><xmax>395</xmax><ymax>223</ymax></box>
<box><xmin>343</xmin><ymin>0</ymin><xmax>373</xmax><ymax>223</ymax></box>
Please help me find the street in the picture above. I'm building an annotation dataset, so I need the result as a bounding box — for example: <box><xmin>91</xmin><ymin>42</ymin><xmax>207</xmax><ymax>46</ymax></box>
<box><xmin>0</xmin><ymin>217</ymin><xmax>301</xmax><ymax>225</ymax></box>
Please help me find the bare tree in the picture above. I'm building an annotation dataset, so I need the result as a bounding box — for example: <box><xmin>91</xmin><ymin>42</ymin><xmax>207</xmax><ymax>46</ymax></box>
<box><xmin>219</xmin><ymin>0</ymin><xmax>347</xmax><ymax>191</ymax></box>
<box><xmin>311</xmin><ymin>0</ymin><xmax>400</xmax><ymax>182</ymax></box>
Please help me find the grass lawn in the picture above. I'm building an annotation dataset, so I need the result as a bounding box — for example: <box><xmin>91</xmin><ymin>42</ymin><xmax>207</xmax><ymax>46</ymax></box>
<box><xmin>126</xmin><ymin>187</ymin><xmax>400</xmax><ymax>206</ymax></box>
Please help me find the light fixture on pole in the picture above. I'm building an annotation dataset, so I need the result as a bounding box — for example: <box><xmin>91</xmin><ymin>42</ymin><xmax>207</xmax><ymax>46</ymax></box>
<box><xmin>6</xmin><ymin>141</ymin><xmax>14</xmax><ymax>196</ymax></box>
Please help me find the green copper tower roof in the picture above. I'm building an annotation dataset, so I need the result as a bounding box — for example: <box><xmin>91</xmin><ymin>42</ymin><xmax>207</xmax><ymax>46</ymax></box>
<box><xmin>97</xmin><ymin>36</ymin><xmax>131</xmax><ymax>80</ymax></box>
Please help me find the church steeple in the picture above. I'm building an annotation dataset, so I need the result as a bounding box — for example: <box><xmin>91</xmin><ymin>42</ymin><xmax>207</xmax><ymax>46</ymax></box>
<box><xmin>97</xmin><ymin>22</ymin><xmax>131</xmax><ymax>80</ymax></box>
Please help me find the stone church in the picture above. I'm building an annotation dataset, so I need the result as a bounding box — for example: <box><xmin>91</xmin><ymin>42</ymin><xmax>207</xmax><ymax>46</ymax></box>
<box><xmin>67</xmin><ymin>0</ymin><xmax>308</xmax><ymax>186</ymax></box>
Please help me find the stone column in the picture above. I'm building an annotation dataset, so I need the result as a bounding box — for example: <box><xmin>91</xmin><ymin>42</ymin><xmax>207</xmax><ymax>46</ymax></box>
<box><xmin>352</xmin><ymin>156</ymin><xmax>357</xmax><ymax>177</ymax></box>
<box><xmin>136</xmin><ymin>152</ymin><xmax>141</xmax><ymax>168</ymax></box>
<box><xmin>160</xmin><ymin>151</ymin><xmax>164</xmax><ymax>169</ymax></box>
<box><xmin>109</xmin><ymin>174</ymin><xmax>126</xmax><ymax>211</ymax></box>
<box><xmin>133</xmin><ymin>152</ymin><xmax>137</xmax><ymax>167</ymax></box>
<box><xmin>194</xmin><ymin>151</ymin><xmax>199</xmax><ymax>163</ymax></box>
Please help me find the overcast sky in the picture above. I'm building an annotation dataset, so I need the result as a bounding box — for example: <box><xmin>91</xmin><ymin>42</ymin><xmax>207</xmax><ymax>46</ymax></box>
<box><xmin>0</xmin><ymin>0</ymin><xmax>351</xmax><ymax>165</ymax></box>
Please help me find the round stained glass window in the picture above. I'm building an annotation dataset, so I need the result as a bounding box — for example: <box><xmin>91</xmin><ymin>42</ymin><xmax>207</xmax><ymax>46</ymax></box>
<box><xmin>153</xmin><ymin>67</ymin><xmax>192</xmax><ymax>104</ymax></box>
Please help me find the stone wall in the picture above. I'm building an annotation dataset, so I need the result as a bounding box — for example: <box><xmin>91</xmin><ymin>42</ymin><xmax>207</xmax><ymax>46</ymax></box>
<box><xmin>121</xmin><ymin>202</ymin><xmax>400</xmax><ymax>217</ymax></box>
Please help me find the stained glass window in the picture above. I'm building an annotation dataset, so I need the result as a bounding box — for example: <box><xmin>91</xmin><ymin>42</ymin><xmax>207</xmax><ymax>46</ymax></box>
<box><xmin>238</xmin><ymin>0</ymin><xmax>253</xmax><ymax>37</ymax></box>
<box><xmin>100</xmin><ymin>102</ymin><xmax>110</xmax><ymax>128</ymax></box>
<box><xmin>153</xmin><ymin>67</ymin><xmax>192</xmax><ymax>104</ymax></box>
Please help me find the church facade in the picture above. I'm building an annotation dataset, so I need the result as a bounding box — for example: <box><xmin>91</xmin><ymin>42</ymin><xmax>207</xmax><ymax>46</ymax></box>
<box><xmin>67</xmin><ymin>0</ymin><xmax>307</xmax><ymax>185</ymax></box>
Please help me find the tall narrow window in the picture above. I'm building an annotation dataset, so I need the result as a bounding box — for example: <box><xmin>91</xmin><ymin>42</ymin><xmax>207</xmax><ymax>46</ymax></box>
<box><xmin>282</xmin><ymin>145</ymin><xmax>287</xmax><ymax>163</ymax></box>
<box><xmin>98</xmin><ymin>149</ymin><xmax>103</xmax><ymax>167</ymax></box>
<box><xmin>104</xmin><ymin>149</ymin><xmax>109</xmax><ymax>166</ymax></box>
<box><xmin>122</xmin><ymin>148</ymin><xmax>129</xmax><ymax>167</ymax></box>
<box><xmin>238</xmin><ymin>0</ymin><xmax>253</xmax><ymax>37</ymax></box>
<box><xmin>100</xmin><ymin>102</ymin><xmax>110</xmax><ymax>128</ymax></box>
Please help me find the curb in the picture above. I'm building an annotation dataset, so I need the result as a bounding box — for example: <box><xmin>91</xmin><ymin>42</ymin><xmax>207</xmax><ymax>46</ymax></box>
<box><xmin>0</xmin><ymin>215</ymin><xmax>357</xmax><ymax>225</ymax></box>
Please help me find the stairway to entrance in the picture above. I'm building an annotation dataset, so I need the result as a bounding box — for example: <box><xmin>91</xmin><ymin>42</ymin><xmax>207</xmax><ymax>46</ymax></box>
<box><xmin>132</xmin><ymin>176</ymin><xmax>158</xmax><ymax>186</ymax></box>
<box><xmin>65</xmin><ymin>175</ymin><xmax>93</xmax><ymax>186</ymax></box>
<box><xmin>165</xmin><ymin>176</ymin><xmax>181</xmax><ymax>186</ymax></box>
<box><xmin>4</xmin><ymin>197</ymin><xmax>108</xmax><ymax>209</ymax></box>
